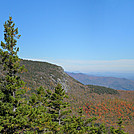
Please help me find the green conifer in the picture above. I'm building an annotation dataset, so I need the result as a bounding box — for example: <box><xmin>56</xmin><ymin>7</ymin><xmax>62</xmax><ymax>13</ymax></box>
<box><xmin>46</xmin><ymin>84</ymin><xmax>71</xmax><ymax>133</ymax></box>
<box><xmin>26</xmin><ymin>86</ymin><xmax>52</xmax><ymax>133</ymax></box>
<box><xmin>0</xmin><ymin>16</ymin><xmax>27</xmax><ymax>133</ymax></box>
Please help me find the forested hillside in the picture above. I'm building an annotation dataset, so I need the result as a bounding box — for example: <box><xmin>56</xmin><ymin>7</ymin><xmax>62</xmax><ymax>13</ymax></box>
<box><xmin>0</xmin><ymin>58</ymin><xmax>119</xmax><ymax>96</ymax></box>
<box><xmin>1</xmin><ymin>58</ymin><xmax>134</xmax><ymax>133</ymax></box>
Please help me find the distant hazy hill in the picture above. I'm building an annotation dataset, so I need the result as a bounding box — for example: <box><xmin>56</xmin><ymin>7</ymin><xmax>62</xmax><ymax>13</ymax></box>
<box><xmin>67</xmin><ymin>72</ymin><xmax>134</xmax><ymax>91</ymax></box>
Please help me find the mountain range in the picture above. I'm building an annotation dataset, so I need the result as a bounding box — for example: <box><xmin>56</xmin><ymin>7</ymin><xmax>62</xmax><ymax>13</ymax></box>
<box><xmin>66</xmin><ymin>72</ymin><xmax>134</xmax><ymax>91</ymax></box>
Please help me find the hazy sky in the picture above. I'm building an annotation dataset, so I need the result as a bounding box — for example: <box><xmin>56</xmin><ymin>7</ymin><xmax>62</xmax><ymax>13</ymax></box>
<box><xmin>0</xmin><ymin>0</ymin><xmax>134</xmax><ymax>73</ymax></box>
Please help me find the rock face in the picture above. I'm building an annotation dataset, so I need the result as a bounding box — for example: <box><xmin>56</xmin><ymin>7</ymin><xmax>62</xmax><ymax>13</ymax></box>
<box><xmin>18</xmin><ymin>59</ymin><xmax>84</xmax><ymax>93</ymax></box>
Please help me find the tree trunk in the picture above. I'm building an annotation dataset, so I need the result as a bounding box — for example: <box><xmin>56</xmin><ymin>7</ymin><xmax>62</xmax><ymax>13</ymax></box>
<box><xmin>13</xmin><ymin>91</ymin><xmax>16</xmax><ymax>112</ymax></box>
<box><xmin>59</xmin><ymin>109</ymin><xmax>61</xmax><ymax>125</ymax></box>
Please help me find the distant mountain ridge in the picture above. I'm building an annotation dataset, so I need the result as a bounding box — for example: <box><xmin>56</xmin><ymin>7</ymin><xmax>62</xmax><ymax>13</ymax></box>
<box><xmin>66</xmin><ymin>72</ymin><xmax>134</xmax><ymax>91</ymax></box>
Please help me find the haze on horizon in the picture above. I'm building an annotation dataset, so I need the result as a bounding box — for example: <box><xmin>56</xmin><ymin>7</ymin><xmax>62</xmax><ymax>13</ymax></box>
<box><xmin>0</xmin><ymin>0</ymin><xmax>134</xmax><ymax>74</ymax></box>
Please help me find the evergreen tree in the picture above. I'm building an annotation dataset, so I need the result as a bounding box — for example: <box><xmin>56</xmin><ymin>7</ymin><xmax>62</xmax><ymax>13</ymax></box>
<box><xmin>46</xmin><ymin>84</ymin><xmax>71</xmax><ymax>133</ymax></box>
<box><xmin>0</xmin><ymin>16</ymin><xmax>27</xmax><ymax>133</ymax></box>
<box><xmin>26</xmin><ymin>86</ymin><xmax>52</xmax><ymax>133</ymax></box>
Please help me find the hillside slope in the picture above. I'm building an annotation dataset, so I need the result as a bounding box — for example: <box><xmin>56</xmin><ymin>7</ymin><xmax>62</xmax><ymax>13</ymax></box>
<box><xmin>0</xmin><ymin>59</ymin><xmax>118</xmax><ymax>95</ymax></box>
<box><xmin>20</xmin><ymin>60</ymin><xmax>85</xmax><ymax>93</ymax></box>
<box><xmin>67</xmin><ymin>72</ymin><xmax>134</xmax><ymax>91</ymax></box>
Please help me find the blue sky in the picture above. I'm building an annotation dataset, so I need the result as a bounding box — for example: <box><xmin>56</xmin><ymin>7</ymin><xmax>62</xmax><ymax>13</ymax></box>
<box><xmin>0</xmin><ymin>0</ymin><xmax>134</xmax><ymax>73</ymax></box>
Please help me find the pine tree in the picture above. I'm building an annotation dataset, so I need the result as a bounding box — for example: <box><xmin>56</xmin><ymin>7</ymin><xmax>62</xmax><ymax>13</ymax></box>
<box><xmin>0</xmin><ymin>16</ymin><xmax>27</xmax><ymax>133</ymax></box>
<box><xmin>26</xmin><ymin>86</ymin><xmax>52</xmax><ymax>133</ymax></box>
<box><xmin>46</xmin><ymin>83</ymin><xmax>71</xmax><ymax>133</ymax></box>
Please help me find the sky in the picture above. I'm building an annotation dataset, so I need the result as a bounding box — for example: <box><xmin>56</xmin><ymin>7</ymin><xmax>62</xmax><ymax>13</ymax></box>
<box><xmin>0</xmin><ymin>0</ymin><xmax>134</xmax><ymax>73</ymax></box>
